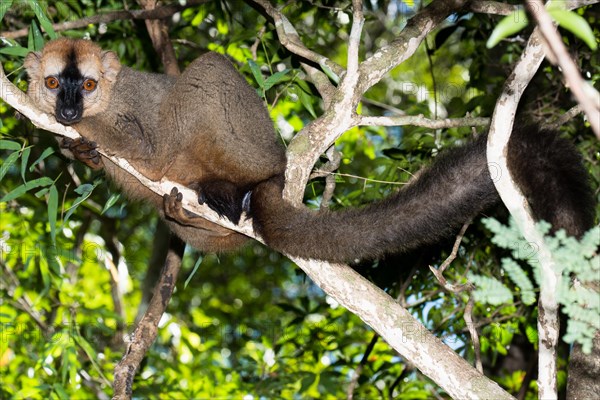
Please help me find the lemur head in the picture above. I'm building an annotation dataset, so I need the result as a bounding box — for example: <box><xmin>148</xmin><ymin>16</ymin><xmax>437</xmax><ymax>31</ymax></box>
<box><xmin>24</xmin><ymin>38</ymin><xmax>121</xmax><ymax>125</ymax></box>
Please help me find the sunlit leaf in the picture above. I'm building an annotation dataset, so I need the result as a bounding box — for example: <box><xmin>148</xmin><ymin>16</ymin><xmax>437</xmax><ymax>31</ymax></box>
<box><xmin>548</xmin><ymin>9</ymin><xmax>597</xmax><ymax>50</ymax></box>
<box><xmin>487</xmin><ymin>9</ymin><xmax>529</xmax><ymax>48</ymax></box>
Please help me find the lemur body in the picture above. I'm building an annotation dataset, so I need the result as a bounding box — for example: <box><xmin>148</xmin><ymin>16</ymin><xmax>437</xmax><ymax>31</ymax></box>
<box><xmin>24</xmin><ymin>39</ymin><xmax>595</xmax><ymax>262</ymax></box>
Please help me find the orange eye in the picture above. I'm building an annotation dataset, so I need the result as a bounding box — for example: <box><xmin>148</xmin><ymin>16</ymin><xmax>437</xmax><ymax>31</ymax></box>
<box><xmin>82</xmin><ymin>79</ymin><xmax>97</xmax><ymax>92</ymax></box>
<box><xmin>45</xmin><ymin>76</ymin><xmax>59</xmax><ymax>89</ymax></box>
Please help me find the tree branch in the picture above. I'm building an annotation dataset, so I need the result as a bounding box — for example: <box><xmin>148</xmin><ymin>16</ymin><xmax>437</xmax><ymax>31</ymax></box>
<box><xmin>112</xmin><ymin>237</ymin><xmax>185</xmax><ymax>400</ymax></box>
<box><xmin>485</xmin><ymin>27</ymin><xmax>560</xmax><ymax>400</ymax></box>
<box><xmin>359</xmin><ymin>115</ymin><xmax>490</xmax><ymax>129</ymax></box>
<box><xmin>137</xmin><ymin>0</ymin><xmax>181</xmax><ymax>77</ymax></box>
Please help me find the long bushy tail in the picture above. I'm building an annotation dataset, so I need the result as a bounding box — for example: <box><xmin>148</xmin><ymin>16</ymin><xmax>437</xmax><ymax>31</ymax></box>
<box><xmin>250</xmin><ymin>127</ymin><xmax>594</xmax><ymax>263</ymax></box>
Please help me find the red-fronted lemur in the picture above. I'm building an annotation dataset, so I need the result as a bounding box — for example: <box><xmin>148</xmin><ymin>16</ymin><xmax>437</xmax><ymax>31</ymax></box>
<box><xmin>23</xmin><ymin>38</ymin><xmax>595</xmax><ymax>262</ymax></box>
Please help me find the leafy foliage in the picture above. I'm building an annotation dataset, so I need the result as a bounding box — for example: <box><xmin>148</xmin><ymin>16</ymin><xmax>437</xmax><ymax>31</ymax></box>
<box><xmin>472</xmin><ymin>218</ymin><xmax>600</xmax><ymax>353</ymax></box>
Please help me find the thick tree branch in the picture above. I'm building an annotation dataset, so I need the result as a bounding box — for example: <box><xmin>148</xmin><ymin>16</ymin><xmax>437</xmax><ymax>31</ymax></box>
<box><xmin>486</xmin><ymin>28</ymin><xmax>560</xmax><ymax>400</ymax></box>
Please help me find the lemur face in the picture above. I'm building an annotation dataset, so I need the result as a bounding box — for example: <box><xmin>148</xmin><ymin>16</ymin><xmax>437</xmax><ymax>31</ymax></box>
<box><xmin>24</xmin><ymin>38</ymin><xmax>121</xmax><ymax>125</ymax></box>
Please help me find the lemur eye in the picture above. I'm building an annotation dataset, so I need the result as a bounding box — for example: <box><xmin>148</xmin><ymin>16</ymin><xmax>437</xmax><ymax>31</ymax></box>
<box><xmin>45</xmin><ymin>77</ymin><xmax>59</xmax><ymax>89</ymax></box>
<box><xmin>82</xmin><ymin>79</ymin><xmax>97</xmax><ymax>92</ymax></box>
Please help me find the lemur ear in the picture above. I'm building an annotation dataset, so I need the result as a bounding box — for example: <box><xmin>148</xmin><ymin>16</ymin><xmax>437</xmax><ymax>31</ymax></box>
<box><xmin>100</xmin><ymin>50</ymin><xmax>121</xmax><ymax>83</ymax></box>
<box><xmin>24</xmin><ymin>51</ymin><xmax>42</xmax><ymax>76</ymax></box>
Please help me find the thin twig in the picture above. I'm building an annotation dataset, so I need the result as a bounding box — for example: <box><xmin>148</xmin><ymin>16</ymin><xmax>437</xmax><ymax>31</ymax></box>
<box><xmin>545</xmin><ymin>104</ymin><xmax>582</xmax><ymax>130</ymax></box>
<box><xmin>464</xmin><ymin>296</ymin><xmax>483</xmax><ymax>372</ymax></box>
<box><xmin>359</xmin><ymin>115</ymin><xmax>490</xmax><ymax>129</ymax></box>
<box><xmin>429</xmin><ymin>221</ymin><xmax>473</xmax><ymax>291</ymax></box>
<box><xmin>319</xmin><ymin>147</ymin><xmax>341</xmax><ymax>209</ymax></box>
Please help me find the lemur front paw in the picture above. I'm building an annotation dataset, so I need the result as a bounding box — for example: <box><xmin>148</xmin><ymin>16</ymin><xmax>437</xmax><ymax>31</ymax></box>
<box><xmin>61</xmin><ymin>137</ymin><xmax>103</xmax><ymax>170</ymax></box>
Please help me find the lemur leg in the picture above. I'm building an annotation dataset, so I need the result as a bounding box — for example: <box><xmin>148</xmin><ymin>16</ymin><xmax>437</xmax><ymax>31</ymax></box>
<box><xmin>163</xmin><ymin>187</ymin><xmax>231</xmax><ymax>236</ymax></box>
<box><xmin>190</xmin><ymin>180</ymin><xmax>249</xmax><ymax>224</ymax></box>
<box><xmin>61</xmin><ymin>137</ymin><xmax>103</xmax><ymax>170</ymax></box>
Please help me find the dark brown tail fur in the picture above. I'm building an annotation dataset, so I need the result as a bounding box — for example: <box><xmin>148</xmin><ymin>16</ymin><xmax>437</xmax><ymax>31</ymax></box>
<box><xmin>250</xmin><ymin>126</ymin><xmax>595</xmax><ymax>263</ymax></box>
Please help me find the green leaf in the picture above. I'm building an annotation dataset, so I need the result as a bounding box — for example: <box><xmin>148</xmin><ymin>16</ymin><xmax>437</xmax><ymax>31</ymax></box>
<box><xmin>184</xmin><ymin>255</ymin><xmax>203</xmax><ymax>289</ymax></box>
<box><xmin>525</xmin><ymin>324</ymin><xmax>539</xmax><ymax>345</ymax></box>
<box><xmin>48</xmin><ymin>185</ymin><xmax>58</xmax><ymax>244</ymax></box>
<box><xmin>296</xmin><ymin>85</ymin><xmax>317</xmax><ymax>119</ymax></box>
<box><xmin>0</xmin><ymin>46</ymin><xmax>31</xmax><ymax>57</ymax></box>
<box><xmin>469</xmin><ymin>273</ymin><xmax>514</xmax><ymax>306</ymax></box>
<box><xmin>26</xmin><ymin>0</ymin><xmax>56</xmax><ymax>39</ymax></box>
<box><xmin>52</xmin><ymin>383</ymin><xmax>69</xmax><ymax>400</ymax></box>
<box><xmin>487</xmin><ymin>9</ymin><xmax>529</xmax><ymax>48</ymax></box>
<box><xmin>101</xmin><ymin>192</ymin><xmax>121</xmax><ymax>214</ymax></box>
<box><xmin>300</xmin><ymin>373</ymin><xmax>317</xmax><ymax>392</ymax></box>
<box><xmin>29</xmin><ymin>147</ymin><xmax>55</xmax><ymax>172</ymax></box>
<box><xmin>319</xmin><ymin>61</ymin><xmax>339</xmax><ymax>84</ymax></box>
<box><xmin>0</xmin><ymin>0</ymin><xmax>14</xmax><ymax>22</ymax></box>
<box><xmin>34</xmin><ymin>187</ymin><xmax>50</xmax><ymax>198</ymax></box>
<box><xmin>60</xmin><ymin>347</ymin><xmax>71</xmax><ymax>386</ymax></box>
<box><xmin>247</xmin><ymin>59</ymin><xmax>265</xmax><ymax>88</ymax></box>
<box><xmin>263</xmin><ymin>69</ymin><xmax>290</xmax><ymax>92</ymax></box>
<box><xmin>190</xmin><ymin>7</ymin><xmax>207</xmax><ymax>27</ymax></box>
<box><xmin>0</xmin><ymin>177</ymin><xmax>54</xmax><ymax>202</ymax></box>
<box><xmin>74</xmin><ymin>183</ymin><xmax>94</xmax><ymax>196</ymax></box>
<box><xmin>64</xmin><ymin>182</ymin><xmax>98</xmax><ymax>224</ymax></box>
<box><xmin>55</xmin><ymin>2</ymin><xmax>72</xmax><ymax>19</ymax></box>
<box><xmin>502</xmin><ymin>258</ymin><xmax>536</xmax><ymax>305</ymax></box>
<box><xmin>73</xmin><ymin>334</ymin><xmax>98</xmax><ymax>362</ymax></box>
<box><xmin>39</xmin><ymin>255</ymin><xmax>50</xmax><ymax>289</ymax></box>
<box><xmin>73</xmin><ymin>334</ymin><xmax>107</xmax><ymax>382</ymax></box>
<box><xmin>0</xmin><ymin>139</ymin><xmax>21</xmax><ymax>151</ymax></box>
<box><xmin>548</xmin><ymin>9</ymin><xmax>597</xmax><ymax>50</ymax></box>
<box><xmin>20</xmin><ymin>147</ymin><xmax>31</xmax><ymax>181</ymax></box>
<box><xmin>30</xmin><ymin>19</ymin><xmax>44</xmax><ymax>51</ymax></box>
<box><xmin>2</xmin><ymin>152</ymin><xmax>25</xmax><ymax>182</ymax></box>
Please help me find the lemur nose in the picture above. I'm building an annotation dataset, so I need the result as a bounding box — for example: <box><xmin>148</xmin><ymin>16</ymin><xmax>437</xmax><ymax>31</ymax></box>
<box><xmin>61</xmin><ymin>108</ymin><xmax>79</xmax><ymax>121</ymax></box>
